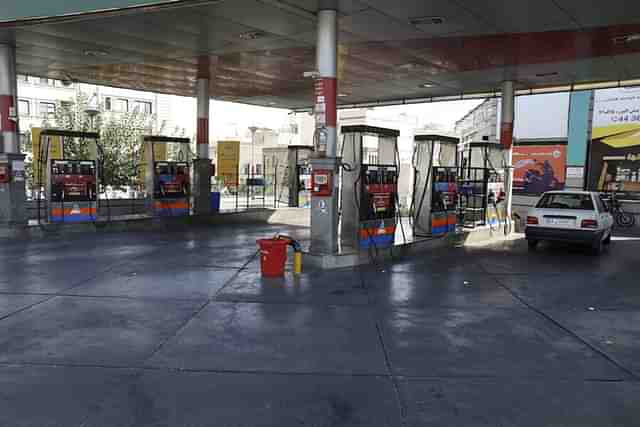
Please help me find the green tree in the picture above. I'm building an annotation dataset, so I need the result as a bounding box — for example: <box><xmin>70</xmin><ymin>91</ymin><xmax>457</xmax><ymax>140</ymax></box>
<box><xmin>53</xmin><ymin>92</ymin><xmax>99</xmax><ymax>161</ymax></box>
<box><xmin>51</xmin><ymin>91</ymin><xmax>189</xmax><ymax>191</ymax></box>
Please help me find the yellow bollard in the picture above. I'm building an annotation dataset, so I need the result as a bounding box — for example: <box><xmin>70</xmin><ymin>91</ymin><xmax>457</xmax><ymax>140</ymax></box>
<box><xmin>293</xmin><ymin>251</ymin><xmax>302</xmax><ymax>275</ymax></box>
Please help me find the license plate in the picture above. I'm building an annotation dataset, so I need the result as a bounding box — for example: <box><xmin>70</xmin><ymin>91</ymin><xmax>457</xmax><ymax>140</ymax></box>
<box><xmin>546</xmin><ymin>218</ymin><xmax>574</xmax><ymax>226</ymax></box>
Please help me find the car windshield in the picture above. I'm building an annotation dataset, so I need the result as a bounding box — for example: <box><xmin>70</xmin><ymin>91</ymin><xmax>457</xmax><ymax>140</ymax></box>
<box><xmin>536</xmin><ymin>193</ymin><xmax>594</xmax><ymax>210</ymax></box>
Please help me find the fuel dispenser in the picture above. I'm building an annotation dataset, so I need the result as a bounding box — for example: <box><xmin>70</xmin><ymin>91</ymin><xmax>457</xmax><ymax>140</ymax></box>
<box><xmin>263</xmin><ymin>145</ymin><xmax>313</xmax><ymax>207</ymax></box>
<box><xmin>36</xmin><ymin>129</ymin><xmax>101</xmax><ymax>224</ymax></box>
<box><xmin>339</xmin><ymin>125</ymin><xmax>400</xmax><ymax>249</ymax></box>
<box><xmin>458</xmin><ymin>141</ymin><xmax>507</xmax><ymax>228</ymax></box>
<box><xmin>411</xmin><ymin>134</ymin><xmax>460</xmax><ymax>236</ymax></box>
<box><xmin>142</xmin><ymin>135</ymin><xmax>192</xmax><ymax>217</ymax></box>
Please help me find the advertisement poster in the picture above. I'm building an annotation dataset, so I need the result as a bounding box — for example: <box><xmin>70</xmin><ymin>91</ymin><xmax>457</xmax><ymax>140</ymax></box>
<box><xmin>217</xmin><ymin>140</ymin><xmax>240</xmax><ymax>189</ymax></box>
<box><xmin>588</xmin><ymin>87</ymin><xmax>640</xmax><ymax>195</ymax></box>
<box><xmin>512</xmin><ymin>142</ymin><xmax>567</xmax><ymax>194</ymax></box>
<box><xmin>137</xmin><ymin>139</ymin><xmax>167</xmax><ymax>185</ymax></box>
<box><xmin>31</xmin><ymin>127</ymin><xmax>62</xmax><ymax>186</ymax></box>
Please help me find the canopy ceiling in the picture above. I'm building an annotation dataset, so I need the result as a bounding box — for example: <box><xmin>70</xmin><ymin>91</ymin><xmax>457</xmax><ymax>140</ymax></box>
<box><xmin>2</xmin><ymin>0</ymin><xmax>640</xmax><ymax>109</ymax></box>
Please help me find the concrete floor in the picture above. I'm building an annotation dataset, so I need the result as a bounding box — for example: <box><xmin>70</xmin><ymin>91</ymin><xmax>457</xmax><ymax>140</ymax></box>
<box><xmin>0</xmin><ymin>224</ymin><xmax>639</xmax><ymax>426</ymax></box>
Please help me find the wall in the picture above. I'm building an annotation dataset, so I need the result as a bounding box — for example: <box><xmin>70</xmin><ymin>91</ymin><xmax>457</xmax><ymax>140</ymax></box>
<box><xmin>454</xmin><ymin>98</ymin><xmax>498</xmax><ymax>143</ymax></box>
<box><xmin>17</xmin><ymin>77</ymin><xmax>163</xmax><ymax>134</ymax></box>
<box><xmin>493</xmin><ymin>92</ymin><xmax>571</xmax><ymax>140</ymax></box>
<box><xmin>567</xmin><ymin>91</ymin><xmax>594</xmax><ymax>167</ymax></box>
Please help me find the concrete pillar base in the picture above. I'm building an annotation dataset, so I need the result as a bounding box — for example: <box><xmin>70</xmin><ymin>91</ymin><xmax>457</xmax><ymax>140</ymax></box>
<box><xmin>0</xmin><ymin>153</ymin><xmax>26</xmax><ymax>226</ymax></box>
<box><xmin>191</xmin><ymin>158</ymin><xmax>212</xmax><ymax>216</ymax></box>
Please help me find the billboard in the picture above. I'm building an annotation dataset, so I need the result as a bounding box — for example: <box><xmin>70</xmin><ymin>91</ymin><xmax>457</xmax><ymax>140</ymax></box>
<box><xmin>137</xmin><ymin>139</ymin><xmax>167</xmax><ymax>185</ymax></box>
<box><xmin>587</xmin><ymin>87</ymin><xmax>640</xmax><ymax>194</ymax></box>
<box><xmin>31</xmin><ymin>127</ymin><xmax>62</xmax><ymax>186</ymax></box>
<box><xmin>512</xmin><ymin>142</ymin><xmax>567</xmax><ymax>194</ymax></box>
<box><xmin>217</xmin><ymin>140</ymin><xmax>240</xmax><ymax>189</ymax></box>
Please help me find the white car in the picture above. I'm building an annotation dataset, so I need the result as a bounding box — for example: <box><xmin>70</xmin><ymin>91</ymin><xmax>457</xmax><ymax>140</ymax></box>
<box><xmin>525</xmin><ymin>191</ymin><xmax>614</xmax><ymax>254</ymax></box>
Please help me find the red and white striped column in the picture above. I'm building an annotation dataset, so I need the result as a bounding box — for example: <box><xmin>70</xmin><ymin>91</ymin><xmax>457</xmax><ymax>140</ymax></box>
<box><xmin>315</xmin><ymin>2</ymin><xmax>338</xmax><ymax>157</ymax></box>
<box><xmin>196</xmin><ymin>56</ymin><xmax>210</xmax><ymax>160</ymax></box>
<box><xmin>0</xmin><ymin>43</ymin><xmax>26</xmax><ymax>226</ymax></box>
<box><xmin>309</xmin><ymin>1</ymin><xmax>340</xmax><ymax>254</ymax></box>
<box><xmin>0</xmin><ymin>44</ymin><xmax>18</xmax><ymax>154</ymax></box>
<box><xmin>500</xmin><ymin>80</ymin><xmax>515</xmax><ymax>228</ymax></box>
<box><xmin>500</xmin><ymin>80</ymin><xmax>515</xmax><ymax>151</ymax></box>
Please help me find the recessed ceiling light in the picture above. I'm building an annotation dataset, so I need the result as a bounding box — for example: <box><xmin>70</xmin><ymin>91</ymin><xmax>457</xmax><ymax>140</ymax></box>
<box><xmin>410</xmin><ymin>16</ymin><xmax>445</xmax><ymax>26</ymax></box>
<box><xmin>239</xmin><ymin>31</ymin><xmax>265</xmax><ymax>40</ymax></box>
<box><xmin>268</xmin><ymin>101</ymin><xmax>277</xmax><ymax>105</ymax></box>
<box><xmin>338</xmin><ymin>93</ymin><xmax>349</xmax><ymax>97</ymax></box>
<box><xmin>83</xmin><ymin>49</ymin><xmax>109</xmax><ymax>57</ymax></box>
<box><xmin>419</xmin><ymin>83</ymin><xmax>435</xmax><ymax>88</ymax></box>
<box><xmin>535</xmin><ymin>72</ymin><xmax>559</xmax><ymax>78</ymax></box>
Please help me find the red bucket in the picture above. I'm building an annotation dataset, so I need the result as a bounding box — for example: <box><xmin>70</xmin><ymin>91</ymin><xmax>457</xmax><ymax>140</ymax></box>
<box><xmin>257</xmin><ymin>238</ymin><xmax>289</xmax><ymax>277</ymax></box>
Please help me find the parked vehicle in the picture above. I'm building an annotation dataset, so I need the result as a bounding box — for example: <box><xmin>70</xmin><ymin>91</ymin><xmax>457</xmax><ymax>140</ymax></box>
<box><xmin>525</xmin><ymin>191</ymin><xmax>614</xmax><ymax>255</ymax></box>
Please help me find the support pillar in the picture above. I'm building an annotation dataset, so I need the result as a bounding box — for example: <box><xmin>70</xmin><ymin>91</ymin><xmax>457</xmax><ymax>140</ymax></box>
<box><xmin>310</xmin><ymin>1</ymin><xmax>339</xmax><ymax>254</ymax></box>
<box><xmin>287</xmin><ymin>147</ymin><xmax>299</xmax><ymax>208</ymax></box>
<box><xmin>0</xmin><ymin>44</ymin><xmax>26</xmax><ymax>227</ymax></box>
<box><xmin>500</xmin><ymin>80</ymin><xmax>515</xmax><ymax>231</ymax></box>
<box><xmin>192</xmin><ymin>56</ymin><xmax>212</xmax><ymax>215</ymax></box>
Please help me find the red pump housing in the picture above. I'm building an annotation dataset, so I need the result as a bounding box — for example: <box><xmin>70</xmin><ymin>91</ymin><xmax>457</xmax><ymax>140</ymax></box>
<box><xmin>50</xmin><ymin>160</ymin><xmax>97</xmax><ymax>202</ymax></box>
<box><xmin>0</xmin><ymin>164</ymin><xmax>10</xmax><ymax>184</ymax></box>
<box><xmin>311</xmin><ymin>169</ymin><xmax>333</xmax><ymax>197</ymax></box>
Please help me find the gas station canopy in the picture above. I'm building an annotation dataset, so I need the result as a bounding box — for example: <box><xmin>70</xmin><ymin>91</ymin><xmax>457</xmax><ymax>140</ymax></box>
<box><xmin>2</xmin><ymin>0</ymin><xmax>640</xmax><ymax>109</ymax></box>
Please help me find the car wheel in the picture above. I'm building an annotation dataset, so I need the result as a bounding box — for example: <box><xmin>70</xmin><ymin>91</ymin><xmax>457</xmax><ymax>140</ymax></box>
<box><xmin>527</xmin><ymin>240</ymin><xmax>539</xmax><ymax>251</ymax></box>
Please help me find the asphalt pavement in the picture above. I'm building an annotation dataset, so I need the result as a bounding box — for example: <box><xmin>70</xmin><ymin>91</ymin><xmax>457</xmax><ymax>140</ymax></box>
<box><xmin>0</xmin><ymin>223</ymin><xmax>638</xmax><ymax>426</ymax></box>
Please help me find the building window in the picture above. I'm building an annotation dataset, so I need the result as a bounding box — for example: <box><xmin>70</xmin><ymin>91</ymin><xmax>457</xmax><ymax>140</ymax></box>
<box><xmin>39</xmin><ymin>78</ymin><xmax>55</xmax><ymax>86</ymax></box>
<box><xmin>104</xmin><ymin>97</ymin><xmax>112</xmax><ymax>111</ymax></box>
<box><xmin>39</xmin><ymin>102</ymin><xmax>56</xmax><ymax>118</ymax></box>
<box><xmin>114</xmin><ymin>98</ymin><xmax>128</xmax><ymax>112</ymax></box>
<box><xmin>243</xmin><ymin>163</ymin><xmax>250</xmax><ymax>176</ymax></box>
<box><xmin>255</xmin><ymin>164</ymin><xmax>263</xmax><ymax>175</ymax></box>
<box><xmin>18</xmin><ymin>99</ymin><xmax>30</xmax><ymax>117</ymax></box>
<box><xmin>134</xmin><ymin>101</ymin><xmax>153</xmax><ymax>114</ymax></box>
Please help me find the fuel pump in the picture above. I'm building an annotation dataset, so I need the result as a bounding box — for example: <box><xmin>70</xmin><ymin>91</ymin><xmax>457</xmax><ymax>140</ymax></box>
<box><xmin>263</xmin><ymin>146</ymin><xmax>313</xmax><ymax>208</ymax></box>
<box><xmin>411</xmin><ymin>134</ymin><xmax>459</xmax><ymax>236</ymax></box>
<box><xmin>340</xmin><ymin>125</ymin><xmax>400</xmax><ymax>249</ymax></box>
<box><xmin>142</xmin><ymin>135</ymin><xmax>192</xmax><ymax>217</ymax></box>
<box><xmin>37</xmin><ymin>129</ymin><xmax>101</xmax><ymax>224</ymax></box>
<box><xmin>359</xmin><ymin>164</ymin><xmax>398</xmax><ymax>247</ymax></box>
<box><xmin>458</xmin><ymin>141</ymin><xmax>507</xmax><ymax>228</ymax></box>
